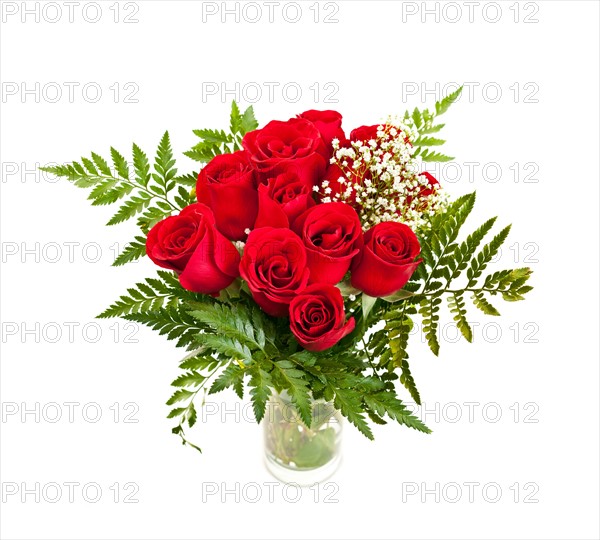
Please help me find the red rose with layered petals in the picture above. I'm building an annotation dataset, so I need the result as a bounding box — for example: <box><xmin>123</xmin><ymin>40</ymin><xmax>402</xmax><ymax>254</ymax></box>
<box><xmin>146</xmin><ymin>203</ymin><xmax>240</xmax><ymax>295</ymax></box>
<box><xmin>242</xmin><ymin>118</ymin><xmax>328</xmax><ymax>186</ymax></box>
<box><xmin>350</xmin><ymin>124</ymin><xmax>380</xmax><ymax>143</ymax></box>
<box><xmin>239</xmin><ymin>227</ymin><xmax>310</xmax><ymax>317</ymax></box>
<box><xmin>289</xmin><ymin>284</ymin><xmax>355</xmax><ymax>352</ymax></box>
<box><xmin>196</xmin><ymin>150</ymin><xmax>257</xmax><ymax>241</ymax></box>
<box><xmin>299</xmin><ymin>109</ymin><xmax>346</xmax><ymax>149</ymax></box>
<box><xmin>293</xmin><ymin>202</ymin><xmax>363</xmax><ymax>285</ymax></box>
<box><xmin>351</xmin><ymin>222</ymin><xmax>421</xmax><ymax>297</ymax></box>
<box><xmin>254</xmin><ymin>171</ymin><xmax>316</xmax><ymax>229</ymax></box>
<box><xmin>351</xmin><ymin>124</ymin><xmax>411</xmax><ymax>147</ymax></box>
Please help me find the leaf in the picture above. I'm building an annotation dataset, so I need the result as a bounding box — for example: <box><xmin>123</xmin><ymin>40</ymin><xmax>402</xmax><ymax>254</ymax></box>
<box><xmin>381</xmin><ymin>289</ymin><xmax>416</xmax><ymax>303</ymax></box>
<box><xmin>189</xmin><ymin>303</ymin><xmax>266</xmax><ymax>353</ymax></box>
<box><xmin>274</xmin><ymin>361</ymin><xmax>312</xmax><ymax>427</ymax></box>
<box><xmin>362</xmin><ymin>294</ymin><xmax>377</xmax><ymax>320</ymax></box>
<box><xmin>448</xmin><ymin>293</ymin><xmax>472</xmax><ymax>342</ymax></box>
<box><xmin>132</xmin><ymin>143</ymin><xmax>150</xmax><ymax>186</ymax></box>
<box><xmin>414</xmin><ymin>136</ymin><xmax>446</xmax><ymax>147</ymax></box>
<box><xmin>435</xmin><ymin>86</ymin><xmax>463</xmax><ymax>116</ymax></box>
<box><xmin>419</xmin><ymin>296</ymin><xmax>441</xmax><ymax>356</ymax></box>
<box><xmin>398</xmin><ymin>359</ymin><xmax>421</xmax><ymax>405</ymax></box>
<box><xmin>172</xmin><ymin>371</ymin><xmax>205</xmax><ymax>388</ymax></box>
<box><xmin>467</xmin><ymin>225</ymin><xmax>512</xmax><ymax>287</ymax></box>
<box><xmin>363</xmin><ymin>392</ymin><xmax>431</xmax><ymax>434</ymax></box>
<box><xmin>472</xmin><ymin>291</ymin><xmax>501</xmax><ymax>316</ymax></box>
<box><xmin>209</xmin><ymin>363</ymin><xmax>245</xmax><ymax>395</ymax></box>
<box><xmin>198</xmin><ymin>334</ymin><xmax>253</xmax><ymax>364</ymax></box>
<box><xmin>110</xmin><ymin>147</ymin><xmax>130</xmax><ymax>180</ymax></box>
<box><xmin>248</xmin><ymin>367</ymin><xmax>272</xmax><ymax>422</ymax></box>
<box><xmin>419</xmin><ymin>149</ymin><xmax>454</xmax><ymax>162</ymax></box>
<box><xmin>333</xmin><ymin>386</ymin><xmax>373</xmax><ymax>440</ymax></box>
<box><xmin>124</xmin><ymin>308</ymin><xmax>205</xmax><ymax>349</ymax></box>
<box><xmin>112</xmin><ymin>236</ymin><xmax>147</xmax><ymax>266</ymax></box>
<box><xmin>98</xmin><ymin>271</ymin><xmax>202</xmax><ymax>320</ymax></box>
<box><xmin>336</xmin><ymin>280</ymin><xmax>361</xmax><ymax>297</ymax></box>
<box><xmin>152</xmin><ymin>131</ymin><xmax>177</xmax><ymax>188</ymax></box>
<box><xmin>383</xmin><ymin>305</ymin><xmax>422</xmax><ymax>403</ymax></box>
<box><xmin>166</xmin><ymin>389</ymin><xmax>194</xmax><ymax>406</ymax></box>
<box><xmin>187</xmin><ymin>403</ymin><xmax>198</xmax><ymax>428</ymax></box>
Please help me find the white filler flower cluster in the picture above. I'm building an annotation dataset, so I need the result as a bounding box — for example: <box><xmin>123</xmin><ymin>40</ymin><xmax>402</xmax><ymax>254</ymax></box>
<box><xmin>317</xmin><ymin>117</ymin><xmax>449</xmax><ymax>232</ymax></box>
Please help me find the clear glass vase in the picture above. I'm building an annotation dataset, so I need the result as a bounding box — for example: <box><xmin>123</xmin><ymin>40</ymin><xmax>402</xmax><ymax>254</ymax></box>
<box><xmin>263</xmin><ymin>390</ymin><xmax>343</xmax><ymax>485</ymax></box>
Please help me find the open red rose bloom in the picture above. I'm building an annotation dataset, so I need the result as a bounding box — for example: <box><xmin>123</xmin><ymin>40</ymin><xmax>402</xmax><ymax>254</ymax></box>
<box><xmin>146</xmin><ymin>109</ymin><xmax>437</xmax><ymax>352</ymax></box>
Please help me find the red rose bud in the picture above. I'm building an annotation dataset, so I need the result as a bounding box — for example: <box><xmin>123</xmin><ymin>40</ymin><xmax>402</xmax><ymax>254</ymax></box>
<box><xmin>418</xmin><ymin>171</ymin><xmax>440</xmax><ymax>197</ymax></box>
<box><xmin>239</xmin><ymin>227</ymin><xmax>310</xmax><ymax>317</ymax></box>
<box><xmin>350</xmin><ymin>124</ymin><xmax>380</xmax><ymax>143</ymax></box>
<box><xmin>350</xmin><ymin>124</ymin><xmax>411</xmax><ymax>147</ymax></box>
<box><xmin>146</xmin><ymin>203</ymin><xmax>240</xmax><ymax>295</ymax></box>
<box><xmin>242</xmin><ymin>117</ymin><xmax>327</xmax><ymax>186</ymax></box>
<box><xmin>298</xmin><ymin>109</ymin><xmax>346</xmax><ymax>149</ymax></box>
<box><xmin>293</xmin><ymin>202</ymin><xmax>363</xmax><ymax>285</ymax></box>
<box><xmin>403</xmin><ymin>172</ymin><xmax>440</xmax><ymax>212</ymax></box>
<box><xmin>196</xmin><ymin>150</ymin><xmax>258</xmax><ymax>241</ymax></box>
<box><xmin>351</xmin><ymin>221</ymin><xmax>421</xmax><ymax>297</ymax></box>
<box><xmin>289</xmin><ymin>284</ymin><xmax>355</xmax><ymax>352</ymax></box>
<box><xmin>254</xmin><ymin>171</ymin><xmax>316</xmax><ymax>229</ymax></box>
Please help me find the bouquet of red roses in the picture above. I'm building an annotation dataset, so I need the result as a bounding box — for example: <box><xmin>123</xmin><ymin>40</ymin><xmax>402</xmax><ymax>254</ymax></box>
<box><xmin>45</xmin><ymin>89</ymin><xmax>532</xmax><ymax>456</ymax></box>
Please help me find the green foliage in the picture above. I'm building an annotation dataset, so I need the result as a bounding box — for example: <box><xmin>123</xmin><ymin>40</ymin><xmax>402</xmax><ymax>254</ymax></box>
<box><xmin>41</xmin><ymin>132</ymin><xmax>194</xmax><ymax>268</ymax></box>
<box><xmin>210</xmin><ymin>362</ymin><xmax>245</xmax><ymax>398</ymax></box>
<box><xmin>112</xmin><ymin>236</ymin><xmax>147</xmax><ymax>267</ymax></box>
<box><xmin>406</xmin><ymin>86</ymin><xmax>462</xmax><ymax>162</ymax></box>
<box><xmin>47</xmin><ymin>96</ymin><xmax>534</xmax><ymax>452</ymax></box>
<box><xmin>380</xmin><ymin>192</ymin><xmax>532</xmax><ymax>364</ymax></box>
<box><xmin>126</xmin><ymin>308</ymin><xmax>205</xmax><ymax>350</ymax></box>
<box><xmin>363</xmin><ymin>391</ymin><xmax>431</xmax><ymax>433</ymax></box>
<box><xmin>248</xmin><ymin>366</ymin><xmax>272</xmax><ymax>422</ymax></box>
<box><xmin>97</xmin><ymin>270</ymin><xmax>202</xmax><ymax>319</ymax></box>
<box><xmin>185</xmin><ymin>101</ymin><xmax>258</xmax><ymax>162</ymax></box>
<box><xmin>332</xmin><ymin>384</ymin><xmax>374</xmax><ymax>440</ymax></box>
<box><xmin>273</xmin><ymin>360</ymin><xmax>312</xmax><ymax>427</ymax></box>
<box><xmin>419</xmin><ymin>295</ymin><xmax>442</xmax><ymax>356</ymax></box>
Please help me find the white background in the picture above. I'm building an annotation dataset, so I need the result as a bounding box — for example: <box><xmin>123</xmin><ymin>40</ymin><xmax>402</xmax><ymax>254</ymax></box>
<box><xmin>1</xmin><ymin>1</ymin><xmax>599</xmax><ymax>539</ymax></box>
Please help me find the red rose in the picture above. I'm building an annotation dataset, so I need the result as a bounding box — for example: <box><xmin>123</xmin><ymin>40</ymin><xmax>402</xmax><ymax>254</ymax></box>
<box><xmin>293</xmin><ymin>202</ymin><xmax>362</xmax><ymax>285</ymax></box>
<box><xmin>239</xmin><ymin>227</ymin><xmax>310</xmax><ymax>317</ymax></box>
<box><xmin>351</xmin><ymin>222</ymin><xmax>421</xmax><ymax>297</ymax></box>
<box><xmin>299</xmin><ymin>109</ymin><xmax>346</xmax><ymax>149</ymax></box>
<box><xmin>351</xmin><ymin>124</ymin><xmax>411</xmax><ymax>147</ymax></box>
<box><xmin>319</xmin><ymin>162</ymin><xmax>368</xmax><ymax>206</ymax></box>
<box><xmin>146</xmin><ymin>203</ymin><xmax>240</xmax><ymax>295</ymax></box>
<box><xmin>289</xmin><ymin>284</ymin><xmax>355</xmax><ymax>352</ymax></box>
<box><xmin>242</xmin><ymin>118</ymin><xmax>328</xmax><ymax>186</ymax></box>
<box><xmin>417</xmin><ymin>171</ymin><xmax>439</xmax><ymax>198</ymax></box>
<box><xmin>254</xmin><ymin>171</ymin><xmax>316</xmax><ymax>229</ymax></box>
<box><xmin>403</xmin><ymin>172</ymin><xmax>440</xmax><ymax>211</ymax></box>
<box><xmin>350</xmin><ymin>124</ymin><xmax>380</xmax><ymax>142</ymax></box>
<box><xmin>196</xmin><ymin>151</ymin><xmax>258</xmax><ymax>241</ymax></box>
